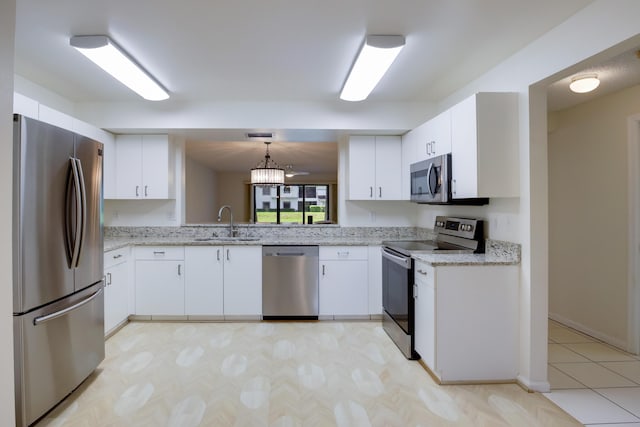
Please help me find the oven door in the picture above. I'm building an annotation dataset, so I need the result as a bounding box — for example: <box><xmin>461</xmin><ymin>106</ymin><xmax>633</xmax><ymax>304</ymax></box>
<box><xmin>381</xmin><ymin>247</ymin><xmax>413</xmax><ymax>334</ymax></box>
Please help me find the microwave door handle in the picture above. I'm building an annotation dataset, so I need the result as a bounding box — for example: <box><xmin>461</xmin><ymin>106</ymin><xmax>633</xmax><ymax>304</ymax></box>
<box><xmin>426</xmin><ymin>163</ymin><xmax>435</xmax><ymax>195</ymax></box>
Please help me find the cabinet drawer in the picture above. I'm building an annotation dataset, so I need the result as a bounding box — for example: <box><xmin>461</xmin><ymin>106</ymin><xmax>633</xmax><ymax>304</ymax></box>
<box><xmin>319</xmin><ymin>246</ymin><xmax>368</xmax><ymax>261</ymax></box>
<box><xmin>104</xmin><ymin>246</ymin><xmax>129</xmax><ymax>269</ymax></box>
<box><xmin>414</xmin><ymin>261</ymin><xmax>435</xmax><ymax>287</ymax></box>
<box><xmin>135</xmin><ymin>246</ymin><xmax>184</xmax><ymax>260</ymax></box>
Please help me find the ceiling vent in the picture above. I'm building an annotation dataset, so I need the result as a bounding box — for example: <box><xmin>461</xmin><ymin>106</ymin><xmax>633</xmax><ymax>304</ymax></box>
<box><xmin>246</xmin><ymin>132</ymin><xmax>273</xmax><ymax>139</ymax></box>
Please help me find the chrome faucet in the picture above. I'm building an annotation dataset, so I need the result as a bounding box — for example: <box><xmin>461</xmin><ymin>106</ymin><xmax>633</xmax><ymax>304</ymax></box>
<box><xmin>217</xmin><ymin>205</ymin><xmax>235</xmax><ymax>237</ymax></box>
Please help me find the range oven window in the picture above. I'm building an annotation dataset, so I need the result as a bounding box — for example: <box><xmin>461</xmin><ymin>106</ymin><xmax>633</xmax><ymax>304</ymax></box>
<box><xmin>382</xmin><ymin>248</ymin><xmax>413</xmax><ymax>334</ymax></box>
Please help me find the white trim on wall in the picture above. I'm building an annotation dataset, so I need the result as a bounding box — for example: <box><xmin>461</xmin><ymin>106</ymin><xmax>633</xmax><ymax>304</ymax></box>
<box><xmin>628</xmin><ymin>114</ymin><xmax>640</xmax><ymax>355</ymax></box>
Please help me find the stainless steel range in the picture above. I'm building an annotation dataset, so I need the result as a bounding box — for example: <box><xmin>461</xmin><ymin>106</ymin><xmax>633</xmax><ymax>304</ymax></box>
<box><xmin>381</xmin><ymin>216</ymin><xmax>484</xmax><ymax>359</ymax></box>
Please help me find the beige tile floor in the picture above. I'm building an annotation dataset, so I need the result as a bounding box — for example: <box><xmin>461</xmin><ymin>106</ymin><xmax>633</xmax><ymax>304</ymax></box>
<box><xmin>35</xmin><ymin>321</ymin><xmax>580</xmax><ymax>427</ymax></box>
<box><xmin>544</xmin><ymin>320</ymin><xmax>640</xmax><ymax>426</ymax></box>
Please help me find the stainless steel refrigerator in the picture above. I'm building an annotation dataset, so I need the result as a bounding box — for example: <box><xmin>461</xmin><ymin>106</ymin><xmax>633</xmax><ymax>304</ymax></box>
<box><xmin>12</xmin><ymin>115</ymin><xmax>105</xmax><ymax>427</ymax></box>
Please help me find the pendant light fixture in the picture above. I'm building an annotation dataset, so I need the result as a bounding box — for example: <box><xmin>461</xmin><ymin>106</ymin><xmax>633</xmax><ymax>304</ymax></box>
<box><xmin>250</xmin><ymin>141</ymin><xmax>285</xmax><ymax>185</ymax></box>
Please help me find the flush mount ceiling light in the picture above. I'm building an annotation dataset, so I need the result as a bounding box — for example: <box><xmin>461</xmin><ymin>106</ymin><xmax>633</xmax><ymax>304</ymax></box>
<box><xmin>70</xmin><ymin>35</ymin><xmax>169</xmax><ymax>101</ymax></box>
<box><xmin>569</xmin><ymin>74</ymin><xmax>600</xmax><ymax>93</ymax></box>
<box><xmin>251</xmin><ymin>141</ymin><xmax>285</xmax><ymax>185</ymax></box>
<box><xmin>340</xmin><ymin>35</ymin><xmax>405</xmax><ymax>102</ymax></box>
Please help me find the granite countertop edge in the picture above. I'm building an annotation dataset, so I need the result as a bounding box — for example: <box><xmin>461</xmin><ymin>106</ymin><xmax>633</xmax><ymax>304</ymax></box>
<box><xmin>104</xmin><ymin>237</ymin><xmax>384</xmax><ymax>251</ymax></box>
<box><xmin>411</xmin><ymin>253</ymin><xmax>519</xmax><ymax>266</ymax></box>
<box><xmin>105</xmin><ymin>237</ymin><xmax>521</xmax><ymax>266</ymax></box>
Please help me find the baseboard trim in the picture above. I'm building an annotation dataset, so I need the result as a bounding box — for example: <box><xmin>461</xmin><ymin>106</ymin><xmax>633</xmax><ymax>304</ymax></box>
<box><xmin>517</xmin><ymin>374</ymin><xmax>550</xmax><ymax>393</ymax></box>
<box><xmin>549</xmin><ymin>312</ymin><xmax>628</xmax><ymax>351</ymax></box>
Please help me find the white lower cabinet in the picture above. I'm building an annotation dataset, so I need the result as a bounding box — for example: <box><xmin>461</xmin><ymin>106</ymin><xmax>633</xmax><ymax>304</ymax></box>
<box><xmin>184</xmin><ymin>246</ymin><xmax>224</xmax><ymax>316</ymax></box>
<box><xmin>413</xmin><ymin>261</ymin><xmax>519</xmax><ymax>382</ymax></box>
<box><xmin>222</xmin><ymin>246</ymin><xmax>262</xmax><ymax>317</ymax></box>
<box><xmin>104</xmin><ymin>247</ymin><xmax>130</xmax><ymax>335</ymax></box>
<box><xmin>319</xmin><ymin>246</ymin><xmax>368</xmax><ymax>316</ymax></box>
<box><xmin>367</xmin><ymin>246</ymin><xmax>382</xmax><ymax>316</ymax></box>
<box><xmin>135</xmin><ymin>247</ymin><xmax>185</xmax><ymax>315</ymax></box>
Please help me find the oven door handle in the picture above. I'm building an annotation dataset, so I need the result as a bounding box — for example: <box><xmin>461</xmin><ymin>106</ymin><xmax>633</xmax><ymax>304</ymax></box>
<box><xmin>382</xmin><ymin>248</ymin><xmax>412</xmax><ymax>269</ymax></box>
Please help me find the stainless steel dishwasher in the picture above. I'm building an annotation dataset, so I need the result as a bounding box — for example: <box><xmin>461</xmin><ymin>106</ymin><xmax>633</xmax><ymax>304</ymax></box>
<box><xmin>262</xmin><ymin>245</ymin><xmax>319</xmax><ymax>320</ymax></box>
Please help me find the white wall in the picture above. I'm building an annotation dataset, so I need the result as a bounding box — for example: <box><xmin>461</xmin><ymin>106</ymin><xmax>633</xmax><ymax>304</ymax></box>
<box><xmin>548</xmin><ymin>85</ymin><xmax>640</xmax><ymax>349</ymax></box>
<box><xmin>185</xmin><ymin>156</ymin><xmax>218</xmax><ymax>223</ymax></box>
<box><xmin>216</xmin><ymin>172</ymin><xmax>252</xmax><ymax>223</ymax></box>
<box><xmin>431</xmin><ymin>0</ymin><xmax>640</xmax><ymax>391</ymax></box>
<box><xmin>415</xmin><ymin>198</ymin><xmax>520</xmax><ymax>242</ymax></box>
<box><xmin>1</xmin><ymin>0</ymin><xmax>16</xmax><ymax>423</ymax></box>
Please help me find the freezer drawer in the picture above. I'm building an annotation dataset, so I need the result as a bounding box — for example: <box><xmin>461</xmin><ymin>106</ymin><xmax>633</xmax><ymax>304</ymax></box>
<box><xmin>14</xmin><ymin>282</ymin><xmax>105</xmax><ymax>427</ymax></box>
<box><xmin>262</xmin><ymin>246</ymin><xmax>319</xmax><ymax>318</ymax></box>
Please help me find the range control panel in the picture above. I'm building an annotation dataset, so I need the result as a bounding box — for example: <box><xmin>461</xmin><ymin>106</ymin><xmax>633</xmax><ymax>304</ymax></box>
<box><xmin>434</xmin><ymin>216</ymin><xmax>484</xmax><ymax>240</ymax></box>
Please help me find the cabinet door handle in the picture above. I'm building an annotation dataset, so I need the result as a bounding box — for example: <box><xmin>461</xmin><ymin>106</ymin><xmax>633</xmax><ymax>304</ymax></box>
<box><xmin>369</xmin><ymin>186</ymin><xmax>373</xmax><ymax>198</ymax></box>
<box><xmin>144</xmin><ymin>185</ymin><xmax>148</xmax><ymax>197</ymax></box>
<box><xmin>178</xmin><ymin>264</ymin><xmax>181</xmax><ymax>276</ymax></box>
<box><xmin>217</xmin><ymin>249</ymin><xmax>220</xmax><ymax>261</ymax></box>
<box><xmin>452</xmin><ymin>179</ymin><xmax>457</xmax><ymax>195</ymax></box>
<box><xmin>153</xmin><ymin>251</ymin><xmax>165</xmax><ymax>256</ymax></box>
<box><xmin>136</xmin><ymin>185</ymin><xmax>139</xmax><ymax>197</ymax></box>
<box><xmin>337</xmin><ymin>251</ymin><xmax>349</xmax><ymax>257</ymax></box>
<box><xmin>113</xmin><ymin>254</ymin><xmax>122</xmax><ymax>259</ymax></box>
<box><xmin>226</xmin><ymin>249</ymin><xmax>230</xmax><ymax>261</ymax></box>
<box><xmin>413</xmin><ymin>284</ymin><xmax>418</xmax><ymax>299</ymax></box>
<box><xmin>417</xmin><ymin>269</ymin><xmax>428</xmax><ymax>276</ymax></box>
<box><xmin>322</xmin><ymin>264</ymin><xmax>325</xmax><ymax>276</ymax></box>
<box><xmin>378</xmin><ymin>187</ymin><xmax>382</xmax><ymax>198</ymax></box>
<box><xmin>426</xmin><ymin>142</ymin><xmax>430</xmax><ymax>156</ymax></box>
<box><xmin>431</xmin><ymin>140</ymin><xmax>436</xmax><ymax>155</ymax></box>
<box><xmin>107</xmin><ymin>272</ymin><xmax>112</xmax><ymax>286</ymax></box>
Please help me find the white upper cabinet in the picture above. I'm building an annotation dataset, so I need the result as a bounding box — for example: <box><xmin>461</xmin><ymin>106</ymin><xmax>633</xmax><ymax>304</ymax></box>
<box><xmin>450</xmin><ymin>92</ymin><xmax>519</xmax><ymax>199</ymax></box>
<box><xmin>401</xmin><ymin>110</ymin><xmax>452</xmax><ymax>199</ymax></box>
<box><xmin>424</xmin><ymin>110</ymin><xmax>452</xmax><ymax>158</ymax></box>
<box><xmin>348</xmin><ymin>135</ymin><xmax>402</xmax><ymax>200</ymax></box>
<box><xmin>114</xmin><ymin>134</ymin><xmax>175</xmax><ymax>199</ymax></box>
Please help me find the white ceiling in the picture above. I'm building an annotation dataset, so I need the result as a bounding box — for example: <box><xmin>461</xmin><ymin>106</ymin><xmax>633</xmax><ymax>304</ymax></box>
<box><xmin>19</xmin><ymin>0</ymin><xmax>627</xmax><ymax>175</ymax></box>
<box><xmin>14</xmin><ymin>0</ymin><xmax>594</xmax><ymax>105</ymax></box>
<box><xmin>547</xmin><ymin>47</ymin><xmax>640</xmax><ymax>111</ymax></box>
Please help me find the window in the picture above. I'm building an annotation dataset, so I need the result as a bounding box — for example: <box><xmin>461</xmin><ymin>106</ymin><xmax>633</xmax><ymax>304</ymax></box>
<box><xmin>254</xmin><ymin>184</ymin><xmax>329</xmax><ymax>224</ymax></box>
<box><xmin>261</xmin><ymin>186</ymin><xmax>271</xmax><ymax>196</ymax></box>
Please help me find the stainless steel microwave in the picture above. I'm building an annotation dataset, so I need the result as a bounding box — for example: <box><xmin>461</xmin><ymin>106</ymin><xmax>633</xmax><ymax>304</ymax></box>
<box><xmin>410</xmin><ymin>153</ymin><xmax>489</xmax><ymax>205</ymax></box>
<box><xmin>410</xmin><ymin>154</ymin><xmax>451</xmax><ymax>203</ymax></box>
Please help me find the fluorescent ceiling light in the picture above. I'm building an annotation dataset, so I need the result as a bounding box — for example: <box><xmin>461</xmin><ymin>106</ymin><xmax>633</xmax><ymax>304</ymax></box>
<box><xmin>569</xmin><ymin>74</ymin><xmax>600</xmax><ymax>93</ymax></box>
<box><xmin>70</xmin><ymin>35</ymin><xmax>169</xmax><ymax>101</ymax></box>
<box><xmin>340</xmin><ymin>35</ymin><xmax>405</xmax><ymax>102</ymax></box>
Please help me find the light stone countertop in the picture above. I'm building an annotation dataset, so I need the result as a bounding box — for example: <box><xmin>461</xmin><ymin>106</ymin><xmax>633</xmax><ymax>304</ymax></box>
<box><xmin>412</xmin><ymin>252</ymin><xmax>519</xmax><ymax>266</ymax></box>
<box><xmin>105</xmin><ymin>236</ymin><xmax>520</xmax><ymax>266</ymax></box>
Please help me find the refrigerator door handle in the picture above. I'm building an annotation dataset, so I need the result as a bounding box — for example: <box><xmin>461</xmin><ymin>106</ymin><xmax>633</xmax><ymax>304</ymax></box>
<box><xmin>65</xmin><ymin>158</ymin><xmax>82</xmax><ymax>268</ymax></box>
<box><xmin>74</xmin><ymin>158</ymin><xmax>87</xmax><ymax>267</ymax></box>
<box><xmin>33</xmin><ymin>287</ymin><xmax>103</xmax><ymax>326</ymax></box>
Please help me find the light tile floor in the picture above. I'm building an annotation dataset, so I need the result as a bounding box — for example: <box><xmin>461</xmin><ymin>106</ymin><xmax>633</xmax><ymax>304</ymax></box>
<box><xmin>544</xmin><ymin>320</ymin><xmax>640</xmax><ymax>426</ymax></box>
<box><xmin>35</xmin><ymin>321</ymin><xmax>581</xmax><ymax>426</ymax></box>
